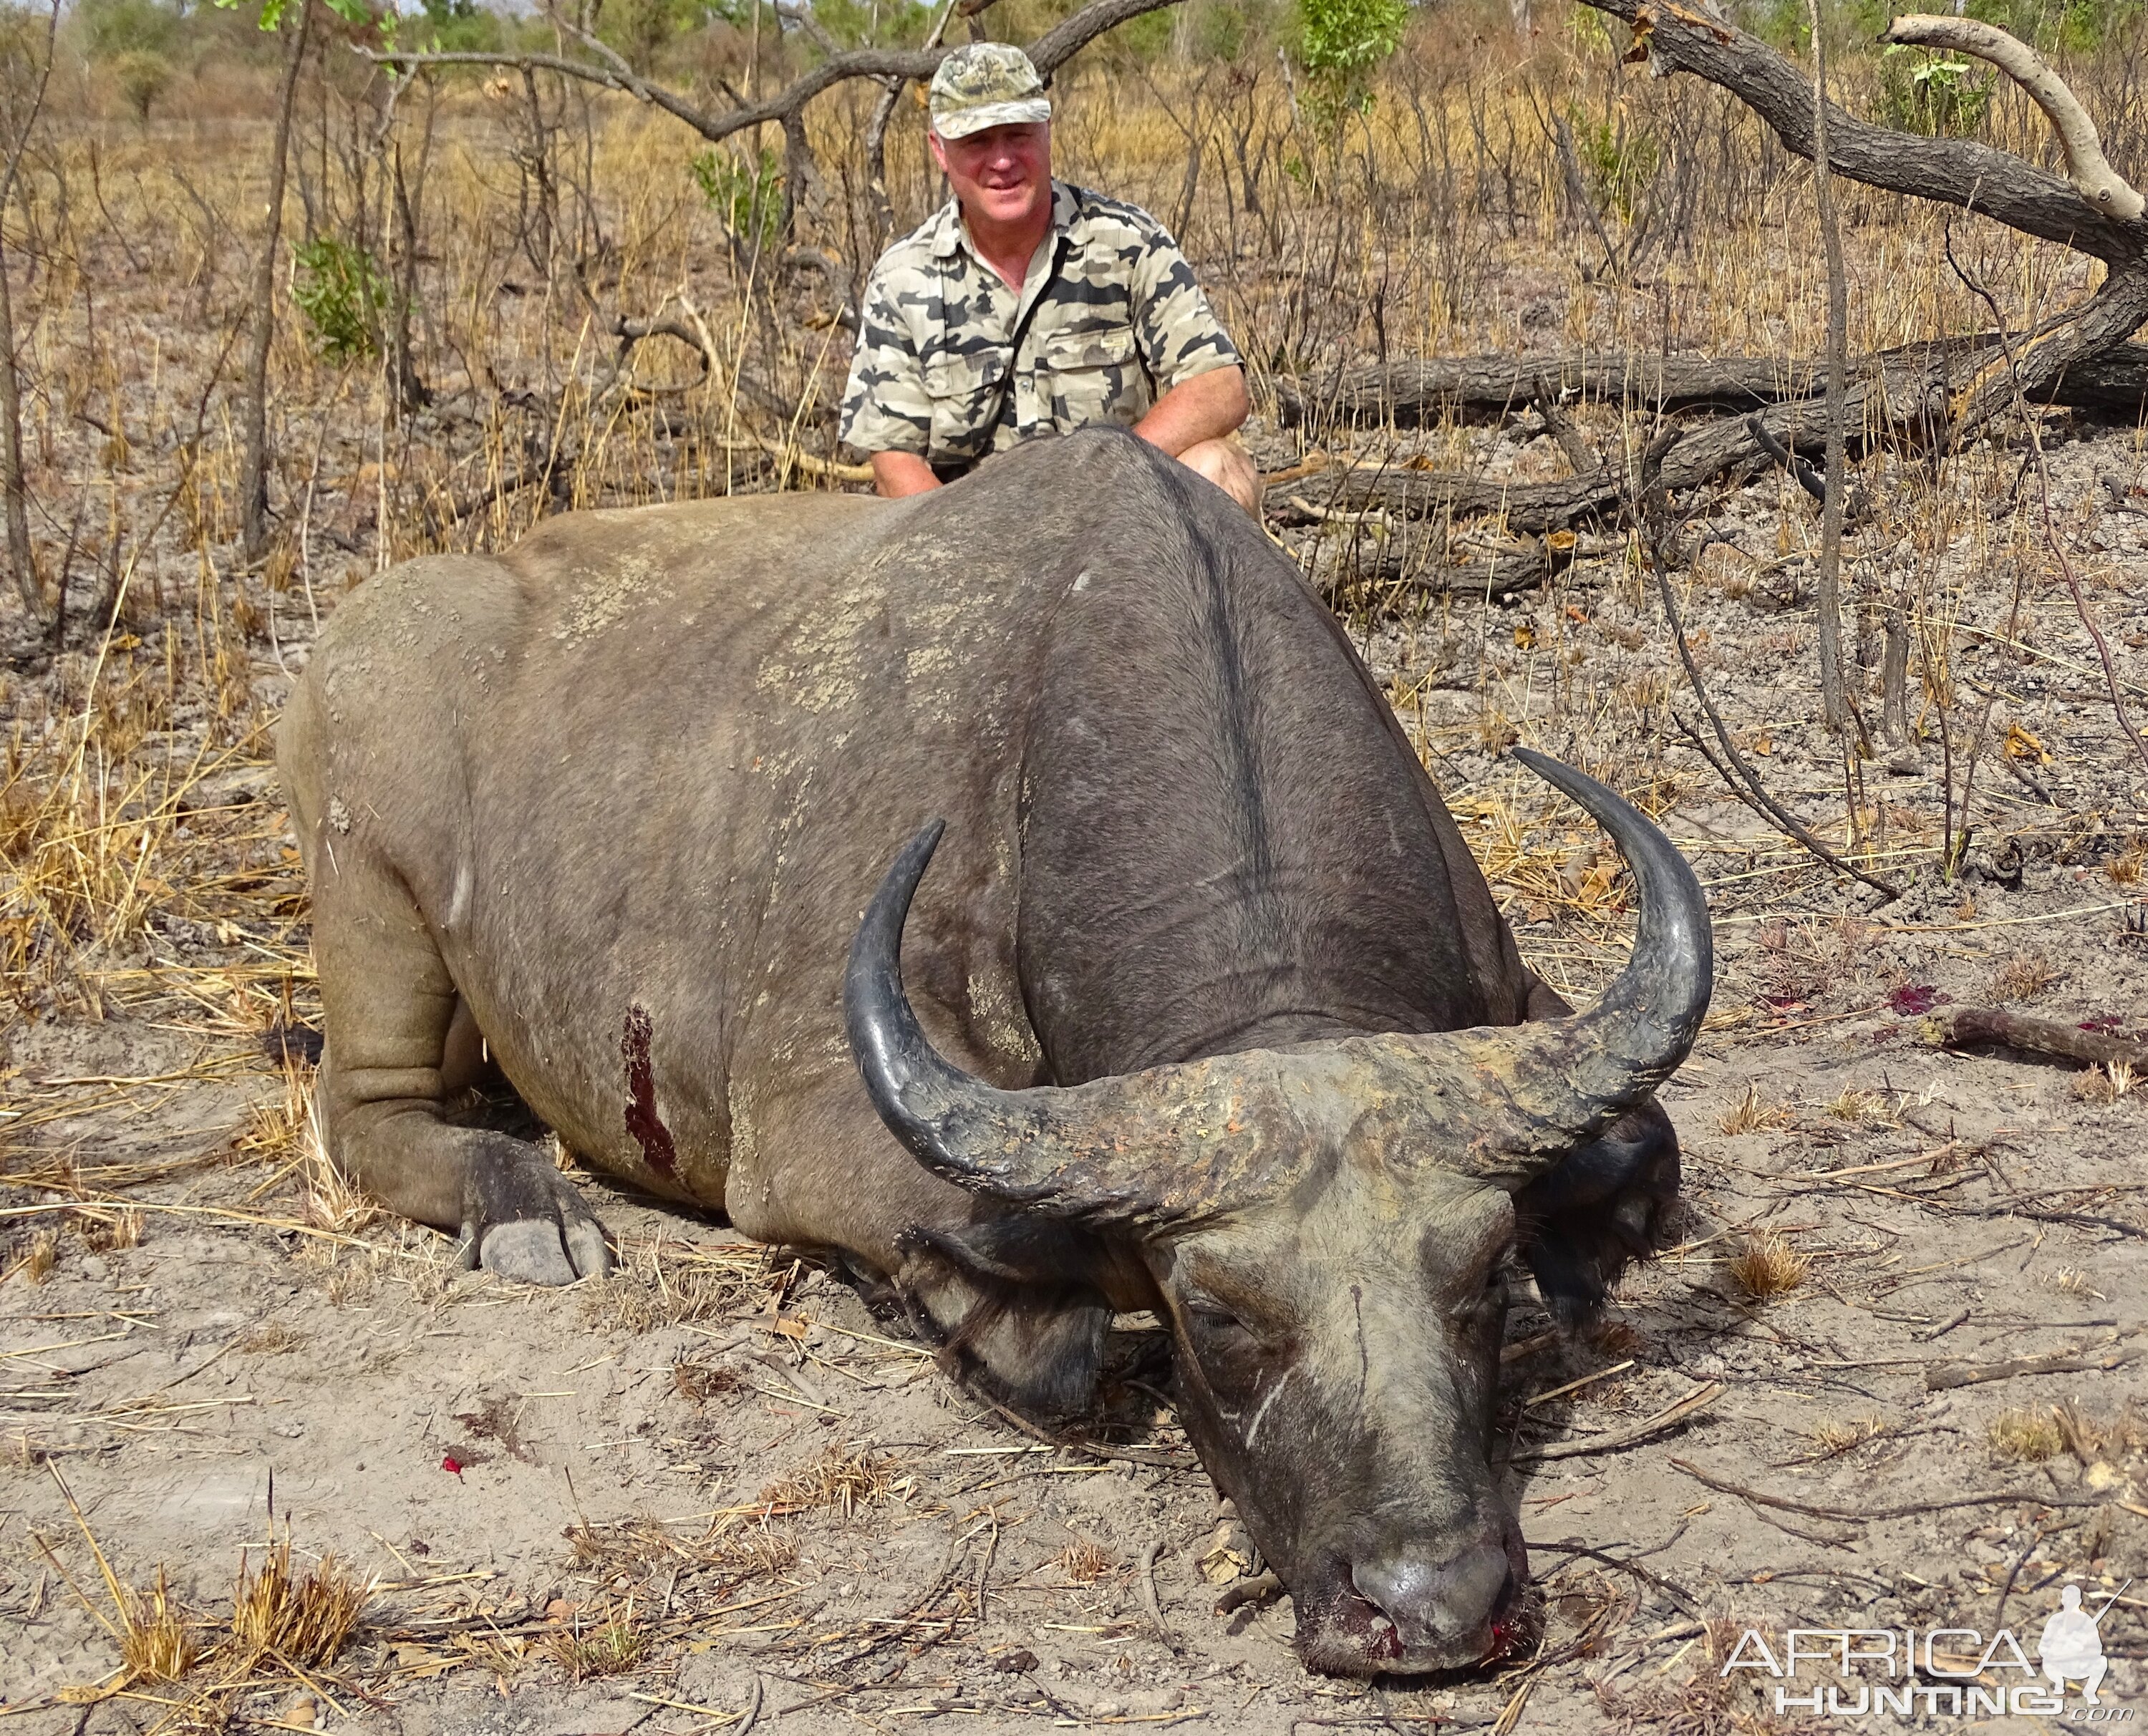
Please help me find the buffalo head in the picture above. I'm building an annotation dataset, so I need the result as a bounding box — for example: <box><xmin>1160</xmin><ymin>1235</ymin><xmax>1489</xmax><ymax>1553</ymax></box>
<box><xmin>845</xmin><ymin>749</ymin><xmax>1711</xmax><ymax>1676</ymax></box>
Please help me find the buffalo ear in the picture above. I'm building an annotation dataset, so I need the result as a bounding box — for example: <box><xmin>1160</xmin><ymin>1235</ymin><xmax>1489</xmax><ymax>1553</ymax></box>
<box><xmin>894</xmin><ymin>1221</ymin><xmax>1112</xmax><ymax>1417</ymax></box>
<box><xmin>1513</xmin><ymin>1102</ymin><xmax>1681</xmax><ymax>1326</ymax></box>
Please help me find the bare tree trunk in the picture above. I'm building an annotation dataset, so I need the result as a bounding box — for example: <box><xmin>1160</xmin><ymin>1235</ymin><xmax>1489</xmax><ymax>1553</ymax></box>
<box><xmin>239</xmin><ymin>0</ymin><xmax>316</xmax><ymax>568</ymax></box>
<box><xmin>1805</xmin><ymin>0</ymin><xmax>1851</xmax><ymax>741</ymax></box>
<box><xmin>0</xmin><ymin>0</ymin><xmax>57</xmax><ymax>621</ymax></box>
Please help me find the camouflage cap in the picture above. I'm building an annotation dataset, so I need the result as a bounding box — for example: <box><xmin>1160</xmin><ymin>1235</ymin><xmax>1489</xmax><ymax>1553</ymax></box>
<box><xmin>927</xmin><ymin>42</ymin><xmax>1051</xmax><ymax>140</ymax></box>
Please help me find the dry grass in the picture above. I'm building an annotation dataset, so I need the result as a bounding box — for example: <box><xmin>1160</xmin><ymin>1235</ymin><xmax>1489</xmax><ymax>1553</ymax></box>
<box><xmin>1715</xmin><ymin>1085</ymin><xmax>1794</xmax><ymax>1136</ymax></box>
<box><xmin>582</xmin><ymin>1236</ymin><xmax>758</xmax><ymax>1334</ymax></box>
<box><xmin>225</xmin><ymin>1537</ymin><xmax>369</xmax><ymax>1670</ymax></box>
<box><xmin>2073</xmin><ymin>1059</ymin><xmax>2138</xmax><ymax>1104</ymax></box>
<box><xmin>546</xmin><ymin>1601</ymin><xmax>649</xmax><ymax>1681</ymax></box>
<box><xmin>1990</xmin><ymin>1406</ymin><xmax>2066</xmax><ymax>1463</ymax></box>
<box><xmin>1824</xmin><ymin>1087</ymin><xmax>1898</xmax><ymax>1127</ymax></box>
<box><xmin>1056</xmin><ymin>1536</ymin><xmax>1120</xmax><ymax>1584</ymax></box>
<box><xmin>1806</xmin><ymin>1415</ymin><xmax>1885</xmax><ymax>1456</ymax></box>
<box><xmin>1986</xmin><ymin>951</ymin><xmax>2063</xmax><ymax>1004</ymax></box>
<box><xmin>755</xmin><ymin>1444</ymin><xmax>906</xmax><ymax>1521</ymax></box>
<box><xmin>117</xmin><ymin>1569</ymin><xmax>201</xmax><ymax>1686</ymax></box>
<box><xmin>1723</xmin><ymin>1229</ymin><xmax>1809</xmax><ymax>1301</ymax></box>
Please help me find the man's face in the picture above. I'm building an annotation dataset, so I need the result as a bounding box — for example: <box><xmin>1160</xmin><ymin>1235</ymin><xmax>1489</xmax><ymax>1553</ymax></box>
<box><xmin>929</xmin><ymin>122</ymin><xmax>1052</xmax><ymax>231</ymax></box>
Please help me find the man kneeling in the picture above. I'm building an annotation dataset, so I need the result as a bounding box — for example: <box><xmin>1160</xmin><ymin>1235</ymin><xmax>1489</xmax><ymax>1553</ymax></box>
<box><xmin>838</xmin><ymin>42</ymin><xmax>1262</xmax><ymax>514</ymax></box>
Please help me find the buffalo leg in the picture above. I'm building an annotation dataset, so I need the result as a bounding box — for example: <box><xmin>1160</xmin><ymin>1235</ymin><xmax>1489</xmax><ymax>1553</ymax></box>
<box><xmin>309</xmin><ymin>845</ymin><xmax>610</xmax><ymax>1285</ymax></box>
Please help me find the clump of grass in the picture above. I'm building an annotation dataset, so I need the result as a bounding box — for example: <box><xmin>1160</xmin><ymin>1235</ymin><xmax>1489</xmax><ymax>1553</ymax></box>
<box><xmin>757</xmin><ymin>1444</ymin><xmax>905</xmax><ymax>1521</ymax></box>
<box><xmin>1986</xmin><ymin>951</ymin><xmax>2061</xmax><ymax>1003</ymax></box>
<box><xmin>235</xmin><ymin>1323</ymin><xmax>306</xmax><ymax>1355</ymax></box>
<box><xmin>1989</xmin><ymin>1406</ymin><xmax>2065</xmax><ymax>1463</ymax></box>
<box><xmin>1824</xmin><ymin>1087</ymin><xmax>1897</xmax><ymax>1126</ymax></box>
<box><xmin>38</xmin><ymin>1468</ymin><xmax>202</xmax><ymax>1687</ymax></box>
<box><xmin>671</xmin><ymin>1354</ymin><xmax>742</xmax><ymax>1403</ymax></box>
<box><xmin>2073</xmin><ymin>1059</ymin><xmax>2137</xmax><ymax>1105</ymax></box>
<box><xmin>120</xmin><ymin>1570</ymin><xmax>200</xmax><ymax>1684</ymax></box>
<box><xmin>9</xmin><ymin>1228</ymin><xmax>59</xmax><ymax>1285</ymax></box>
<box><xmin>1806</xmin><ymin>1415</ymin><xmax>1884</xmax><ymax>1456</ymax></box>
<box><xmin>225</xmin><ymin>1538</ymin><xmax>367</xmax><ymax>1670</ymax></box>
<box><xmin>1055</xmin><ymin>1536</ymin><xmax>1118</xmax><ymax>1583</ymax></box>
<box><xmin>547</xmin><ymin>1601</ymin><xmax>648</xmax><ymax>1680</ymax></box>
<box><xmin>1716</xmin><ymin>1085</ymin><xmax>1794</xmax><ymax>1135</ymax></box>
<box><xmin>1725</xmin><ymin>1229</ymin><xmax>1809</xmax><ymax>1301</ymax></box>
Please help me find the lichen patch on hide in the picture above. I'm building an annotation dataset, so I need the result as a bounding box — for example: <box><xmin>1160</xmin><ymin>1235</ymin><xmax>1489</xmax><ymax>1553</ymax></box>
<box><xmin>620</xmin><ymin>1003</ymin><xmax>677</xmax><ymax>1174</ymax></box>
<box><xmin>555</xmin><ymin>554</ymin><xmax>671</xmax><ymax>641</ymax></box>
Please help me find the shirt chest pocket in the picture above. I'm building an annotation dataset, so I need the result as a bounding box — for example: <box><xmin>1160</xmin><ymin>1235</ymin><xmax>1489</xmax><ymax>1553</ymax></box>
<box><xmin>1037</xmin><ymin>322</ymin><xmax>1146</xmax><ymax>433</ymax></box>
<box><xmin>922</xmin><ymin>349</ymin><xmax>1007</xmax><ymax>463</ymax></box>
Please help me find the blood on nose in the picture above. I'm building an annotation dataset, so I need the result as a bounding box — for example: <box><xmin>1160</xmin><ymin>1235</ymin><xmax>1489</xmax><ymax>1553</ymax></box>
<box><xmin>1350</xmin><ymin>1540</ymin><xmax>1516</xmax><ymax>1654</ymax></box>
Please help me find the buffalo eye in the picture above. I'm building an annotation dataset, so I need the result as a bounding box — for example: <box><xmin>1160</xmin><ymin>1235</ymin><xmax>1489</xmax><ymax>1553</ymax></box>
<box><xmin>1449</xmin><ymin>1263</ymin><xmax>1507</xmax><ymax>1323</ymax></box>
<box><xmin>1183</xmin><ymin>1297</ymin><xmax>1263</xmax><ymax>1351</ymax></box>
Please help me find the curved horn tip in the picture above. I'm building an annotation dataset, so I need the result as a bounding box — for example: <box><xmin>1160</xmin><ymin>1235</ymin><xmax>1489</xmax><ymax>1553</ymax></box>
<box><xmin>1503</xmin><ymin>744</ymin><xmax>1715</xmax><ymax>1041</ymax></box>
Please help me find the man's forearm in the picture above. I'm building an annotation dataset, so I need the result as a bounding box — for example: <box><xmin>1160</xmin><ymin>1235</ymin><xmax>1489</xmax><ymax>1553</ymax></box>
<box><xmin>871</xmin><ymin>450</ymin><xmax>942</xmax><ymax>498</ymax></box>
<box><xmin>1133</xmin><ymin>364</ymin><xmax>1249</xmax><ymax>458</ymax></box>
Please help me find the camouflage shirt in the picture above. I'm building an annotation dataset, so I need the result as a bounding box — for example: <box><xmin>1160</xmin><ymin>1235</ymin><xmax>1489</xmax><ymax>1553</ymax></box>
<box><xmin>838</xmin><ymin>181</ymin><xmax>1240</xmax><ymax>472</ymax></box>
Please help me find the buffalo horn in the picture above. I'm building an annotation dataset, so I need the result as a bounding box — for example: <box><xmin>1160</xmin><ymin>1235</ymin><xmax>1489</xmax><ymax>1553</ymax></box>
<box><xmin>1473</xmin><ymin>749</ymin><xmax>1713</xmax><ymax>1163</ymax></box>
<box><xmin>844</xmin><ymin>820</ymin><xmax>1168</xmax><ymax>1219</ymax></box>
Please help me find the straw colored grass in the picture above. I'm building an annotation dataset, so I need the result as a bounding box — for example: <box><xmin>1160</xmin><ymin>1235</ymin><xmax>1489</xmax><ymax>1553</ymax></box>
<box><xmin>1989</xmin><ymin>1406</ymin><xmax>2066</xmax><ymax>1464</ymax></box>
<box><xmin>1716</xmin><ymin>1085</ymin><xmax>1794</xmax><ymax>1136</ymax></box>
<box><xmin>755</xmin><ymin>1444</ymin><xmax>906</xmax><ymax>1521</ymax></box>
<box><xmin>225</xmin><ymin>1537</ymin><xmax>368</xmax><ymax>1671</ymax></box>
<box><xmin>1724</xmin><ymin>1229</ymin><xmax>1809</xmax><ymax>1301</ymax></box>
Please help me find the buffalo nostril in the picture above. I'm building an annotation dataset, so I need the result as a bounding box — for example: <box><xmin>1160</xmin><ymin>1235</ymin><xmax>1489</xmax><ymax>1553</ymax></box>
<box><xmin>1350</xmin><ymin>1541</ymin><xmax>1515</xmax><ymax>1652</ymax></box>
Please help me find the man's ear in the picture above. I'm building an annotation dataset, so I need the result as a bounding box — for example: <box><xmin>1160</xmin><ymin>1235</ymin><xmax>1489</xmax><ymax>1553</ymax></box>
<box><xmin>894</xmin><ymin>1218</ymin><xmax>1112</xmax><ymax>1416</ymax></box>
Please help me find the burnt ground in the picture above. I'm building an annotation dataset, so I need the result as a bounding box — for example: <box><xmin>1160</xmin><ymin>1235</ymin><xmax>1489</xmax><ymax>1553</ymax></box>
<box><xmin>4</xmin><ymin>409</ymin><xmax>2148</xmax><ymax>1735</ymax></box>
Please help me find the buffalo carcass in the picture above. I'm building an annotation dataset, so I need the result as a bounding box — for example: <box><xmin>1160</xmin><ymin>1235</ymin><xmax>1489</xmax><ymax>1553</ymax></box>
<box><xmin>278</xmin><ymin>426</ymin><xmax>1711</xmax><ymax>1677</ymax></box>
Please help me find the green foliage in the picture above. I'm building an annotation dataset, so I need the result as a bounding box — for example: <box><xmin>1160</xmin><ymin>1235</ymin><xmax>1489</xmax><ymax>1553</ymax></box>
<box><xmin>1567</xmin><ymin>108</ymin><xmax>1658</xmax><ymax>220</ymax></box>
<box><xmin>211</xmin><ymin>0</ymin><xmax>377</xmax><ymax>34</ymax></box>
<box><xmin>75</xmin><ymin>0</ymin><xmax>181</xmax><ymax>62</ymax></box>
<box><xmin>1877</xmin><ymin>44</ymin><xmax>1992</xmax><ymax>136</ymax></box>
<box><xmin>111</xmin><ymin>47</ymin><xmax>172</xmax><ymax>117</ymax></box>
<box><xmin>412</xmin><ymin>0</ymin><xmax>505</xmax><ymax>52</ymax></box>
<box><xmin>291</xmin><ymin>236</ymin><xmax>389</xmax><ymax>364</ymax></box>
<box><xmin>690</xmin><ymin>147</ymin><xmax>783</xmax><ymax>252</ymax></box>
<box><xmin>1295</xmin><ymin>0</ymin><xmax>1407</xmax><ymax>123</ymax></box>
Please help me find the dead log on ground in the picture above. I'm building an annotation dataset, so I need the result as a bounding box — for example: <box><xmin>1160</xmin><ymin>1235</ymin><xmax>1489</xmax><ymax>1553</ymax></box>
<box><xmin>1274</xmin><ymin>339</ymin><xmax>2148</xmax><ymax>430</ymax></box>
<box><xmin>1925</xmin><ymin>1005</ymin><xmax>2148</xmax><ymax>1071</ymax></box>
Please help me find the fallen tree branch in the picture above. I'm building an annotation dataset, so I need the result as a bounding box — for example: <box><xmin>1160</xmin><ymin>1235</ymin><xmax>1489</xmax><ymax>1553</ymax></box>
<box><xmin>1509</xmin><ymin>1380</ymin><xmax>1723</xmax><ymax>1463</ymax></box>
<box><xmin>1925</xmin><ymin>1347</ymin><xmax>2139</xmax><ymax>1391</ymax></box>
<box><xmin>1924</xmin><ymin>1005</ymin><xmax>2148</xmax><ymax>1071</ymax></box>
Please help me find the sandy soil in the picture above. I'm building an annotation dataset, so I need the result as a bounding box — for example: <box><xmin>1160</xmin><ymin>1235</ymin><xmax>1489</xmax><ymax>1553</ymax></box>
<box><xmin>4</xmin><ymin>412</ymin><xmax>2147</xmax><ymax>1735</ymax></box>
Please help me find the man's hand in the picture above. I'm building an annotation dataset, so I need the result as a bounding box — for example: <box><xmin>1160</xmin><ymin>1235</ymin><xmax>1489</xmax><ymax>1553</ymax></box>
<box><xmin>1133</xmin><ymin>364</ymin><xmax>1249</xmax><ymax>459</ymax></box>
<box><xmin>871</xmin><ymin>451</ymin><xmax>942</xmax><ymax>498</ymax></box>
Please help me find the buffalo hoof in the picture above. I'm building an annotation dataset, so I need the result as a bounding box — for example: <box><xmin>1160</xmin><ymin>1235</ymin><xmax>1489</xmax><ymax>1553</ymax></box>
<box><xmin>457</xmin><ymin>1143</ymin><xmax>612</xmax><ymax>1284</ymax></box>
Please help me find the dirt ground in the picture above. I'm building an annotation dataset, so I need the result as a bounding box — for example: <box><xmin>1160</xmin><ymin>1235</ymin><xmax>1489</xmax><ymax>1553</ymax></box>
<box><xmin>4</xmin><ymin>409</ymin><xmax>2148</xmax><ymax>1735</ymax></box>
